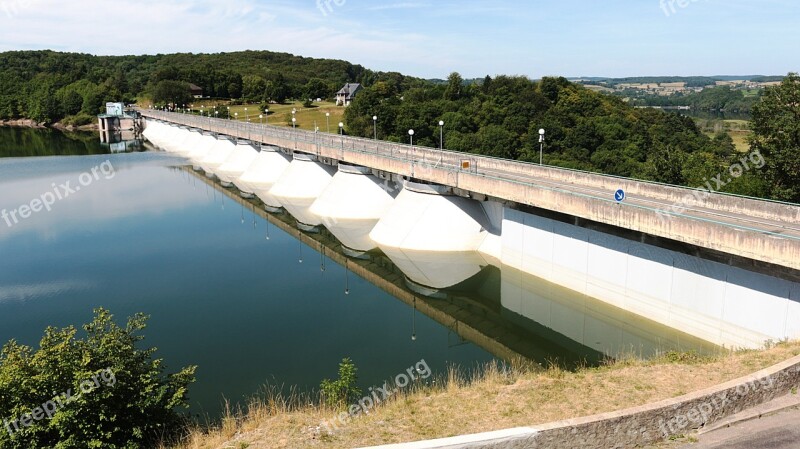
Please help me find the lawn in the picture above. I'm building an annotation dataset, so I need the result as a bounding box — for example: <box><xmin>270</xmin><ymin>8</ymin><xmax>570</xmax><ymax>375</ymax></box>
<box><xmin>225</xmin><ymin>101</ymin><xmax>346</xmax><ymax>133</ymax></box>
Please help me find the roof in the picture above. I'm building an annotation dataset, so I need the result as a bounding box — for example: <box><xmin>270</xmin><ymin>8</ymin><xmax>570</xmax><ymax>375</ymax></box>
<box><xmin>337</xmin><ymin>83</ymin><xmax>362</xmax><ymax>96</ymax></box>
<box><xmin>188</xmin><ymin>83</ymin><xmax>203</xmax><ymax>91</ymax></box>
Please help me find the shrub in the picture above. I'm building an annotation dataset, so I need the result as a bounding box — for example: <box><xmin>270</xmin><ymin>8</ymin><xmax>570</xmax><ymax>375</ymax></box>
<box><xmin>0</xmin><ymin>308</ymin><xmax>196</xmax><ymax>448</ymax></box>
<box><xmin>320</xmin><ymin>358</ymin><xmax>361</xmax><ymax>408</ymax></box>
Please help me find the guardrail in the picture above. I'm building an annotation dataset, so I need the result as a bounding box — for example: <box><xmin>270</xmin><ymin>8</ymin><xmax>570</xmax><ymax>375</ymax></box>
<box><xmin>140</xmin><ymin>109</ymin><xmax>800</xmax><ymax>273</ymax></box>
<box><xmin>141</xmin><ymin>110</ymin><xmax>479</xmax><ymax>176</ymax></box>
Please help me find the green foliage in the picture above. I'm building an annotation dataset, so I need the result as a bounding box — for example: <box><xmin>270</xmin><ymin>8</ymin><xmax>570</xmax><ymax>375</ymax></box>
<box><xmin>750</xmin><ymin>73</ymin><xmax>800</xmax><ymax>202</ymax></box>
<box><xmin>152</xmin><ymin>80</ymin><xmax>193</xmax><ymax>107</ymax></box>
<box><xmin>60</xmin><ymin>113</ymin><xmax>96</xmax><ymax>127</ymax></box>
<box><xmin>319</xmin><ymin>358</ymin><xmax>361</xmax><ymax>409</ymax></box>
<box><xmin>0</xmin><ymin>50</ymin><xmax>419</xmax><ymax>123</ymax></box>
<box><xmin>0</xmin><ymin>308</ymin><xmax>196</xmax><ymax>448</ymax></box>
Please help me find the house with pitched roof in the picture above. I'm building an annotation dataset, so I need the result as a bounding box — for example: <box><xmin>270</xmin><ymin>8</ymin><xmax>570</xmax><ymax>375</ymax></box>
<box><xmin>335</xmin><ymin>83</ymin><xmax>362</xmax><ymax>106</ymax></box>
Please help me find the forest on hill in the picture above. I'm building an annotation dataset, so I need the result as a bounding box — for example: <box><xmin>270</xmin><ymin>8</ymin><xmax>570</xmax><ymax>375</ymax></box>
<box><xmin>344</xmin><ymin>73</ymin><xmax>782</xmax><ymax>198</ymax></box>
<box><xmin>0</xmin><ymin>50</ymin><xmax>420</xmax><ymax>125</ymax></box>
<box><xmin>0</xmin><ymin>51</ymin><xmax>797</xmax><ymax>202</ymax></box>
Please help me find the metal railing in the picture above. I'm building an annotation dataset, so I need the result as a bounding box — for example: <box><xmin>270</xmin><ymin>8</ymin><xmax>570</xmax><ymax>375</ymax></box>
<box><xmin>139</xmin><ymin>109</ymin><xmax>800</xmax><ymax>245</ymax></box>
<box><xmin>141</xmin><ymin>110</ymin><xmax>482</xmax><ymax>178</ymax></box>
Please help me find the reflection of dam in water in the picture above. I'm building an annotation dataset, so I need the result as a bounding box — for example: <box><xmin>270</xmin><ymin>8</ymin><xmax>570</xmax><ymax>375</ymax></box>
<box><xmin>143</xmin><ymin>120</ymin><xmax>800</xmax><ymax>358</ymax></box>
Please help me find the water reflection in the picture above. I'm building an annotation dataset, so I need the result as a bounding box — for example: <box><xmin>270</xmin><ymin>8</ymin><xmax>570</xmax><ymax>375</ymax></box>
<box><xmin>193</xmin><ymin>168</ymin><xmax>720</xmax><ymax>366</ymax></box>
<box><xmin>0</xmin><ymin>127</ymin><xmax>145</xmax><ymax>158</ymax></box>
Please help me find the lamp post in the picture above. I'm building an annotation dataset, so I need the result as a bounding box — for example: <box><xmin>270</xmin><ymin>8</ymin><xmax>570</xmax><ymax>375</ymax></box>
<box><xmin>339</xmin><ymin>122</ymin><xmax>345</xmax><ymax>155</ymax></box>
<box><xmin>372</xmin><ymin>115</ymin><xmax>378</xmax><ymax>140</ymax></box>
<box><xmin>538</xmin><ymin>128</ymin><xmax>546</xmax><ymax>165</ymax></box>
<box><xmin>259</xmin><ymin>114</ymin><xmax>263</xmax><ymax>125</ymax></box>
<box><xmin>227</xmin><ymin>106</ymin><xmax>230</xmax><ymax>120</ymax></box>
<box><xmin>408</xmin><ymin>129</ymin><xmax>414</xmax><ymax>155</ymax></box>
<box><xmin>439</xmin><ymin>120</ymin><xmax>445</xmax><ymax>164</ymax></box>
<box><xmin>234</xmin><ymin>112</ymin><xmax>238</xmax><ymax>122</ymax></box>
<box><xmin>245</xmin><ymin>107</ymin><xmax>248</xmax><ymax>122</ymax></box>
<box><xmin>326</xmin><ymin>112</ymin><xmax>330</xmax><ymax>133</ymax></box>
<box><xmin>264</xmin><ymin>109</ymin><xmax>269</xmax><ymax>125</ymax></box>
<box><xmin>292</xmin><ymin>117</ymin><xmax>296</xmax><ymax>130</ymax></box>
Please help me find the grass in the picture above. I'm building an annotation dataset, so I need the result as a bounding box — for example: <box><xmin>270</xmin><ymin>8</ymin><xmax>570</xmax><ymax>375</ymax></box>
<box><xmin>169</xmin><ymin>342</ymin><xmax>800</xmax><ymax>449</ymax></box>
<box><xmin>196</xmin><ymin>101</ymin><xmax>346</xmax><ymax>133</ymax></box>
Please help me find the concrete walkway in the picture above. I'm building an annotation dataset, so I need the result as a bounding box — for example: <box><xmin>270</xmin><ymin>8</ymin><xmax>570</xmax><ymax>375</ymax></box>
<box><xmin>655</xmin><ymin>392</ymin><xmax>800</xmax><ymax>449</ymax></box>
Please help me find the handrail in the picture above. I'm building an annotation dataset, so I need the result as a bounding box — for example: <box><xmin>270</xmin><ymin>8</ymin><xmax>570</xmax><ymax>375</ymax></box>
<box><xmin>139</xmin><ymin>109</ymin><xmax>799</xmax><ymax>208</ymax></box>
<box><xmin>139</xmin><ymin>110</ymin><xmax>800</xmax><ymax>243</ymax></box>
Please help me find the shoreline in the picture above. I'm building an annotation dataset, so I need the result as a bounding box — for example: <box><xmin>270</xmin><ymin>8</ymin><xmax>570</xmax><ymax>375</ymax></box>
<box><xmin>0</xmin><ymin>119</ymin><xmax>99</xmax><ymax>132</ymax></box>
<box><xmin>178</xmin><ymin>342</ymin><xmax>800</xmax><ymax>449</ymax></box>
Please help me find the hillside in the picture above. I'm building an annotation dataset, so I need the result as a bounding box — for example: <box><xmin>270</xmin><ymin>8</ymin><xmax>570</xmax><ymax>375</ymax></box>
<box><xmin>0</xmin><ymin>50</ymin><xmax>421</xmax><ymax>124</ymax></box>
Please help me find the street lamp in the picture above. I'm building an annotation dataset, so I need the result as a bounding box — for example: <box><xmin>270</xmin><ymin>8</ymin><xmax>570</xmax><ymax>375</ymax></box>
<box><xmin>259</xmin><ymin>114</ymin><xmax>263</xmax><ymax>125</ymax></box>
<box><xmin>408</xmin><ymin>129</ymin><xmax>414</xmax><ymax>148</ymax></box>
<box><xmin>326</xmin><ymin>112</ymin><xmax>330</xmax><ymax>133</ymax></box>
<box><xmin>372</xmin><ymin>115</ymin><xmax>378</xmax><ymax>140</ymax></box>
<box><xmin>538</xmin><ymin>128</ymin><xmax>546</xmax><ymax>165</ymax></box>
<box><xmin>235</xmin><ymin>112</ymin><xmax>238</xmax><ymax>121</ymax></box>
<box><xmin>245</xmin><ymin>107</ymin><xmax>248</xmax><ymax>122</ymax></box>
<box><xmin>227</xmin><ymin>106</ymin><xmax>230</xmax><ymax>120</ymax></box>
<box><xmin>292</xmin><ymin>117</ymin><xmax>297</xmax><ymax>129</ymax></box>
<box><xmin>438</xmin><ymin>120</ymin><xmax>445</xmax><ymax>164</ymax></box>
<box><xmin>264</xmin><ymin>109</ymin><xmax>269</xmax><ymax>125</ymax></box>
<box><xmin>339</xmin><ymin>122</ymin><xmax>345</xmax><ymax>154</ymax></box>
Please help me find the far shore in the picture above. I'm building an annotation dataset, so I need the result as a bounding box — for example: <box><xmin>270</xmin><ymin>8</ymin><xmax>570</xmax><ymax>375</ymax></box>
<box><xmin>0</xmin><ymin>118</ymin><xmax>99</xmax><ymax>132</ymax></box>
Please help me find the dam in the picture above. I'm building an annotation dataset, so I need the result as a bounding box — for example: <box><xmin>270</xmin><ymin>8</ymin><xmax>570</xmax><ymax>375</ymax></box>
<box><xmin>140</xmin><ymin>112</ymin><xmax>800</xmax><ymax>351</ymax></box>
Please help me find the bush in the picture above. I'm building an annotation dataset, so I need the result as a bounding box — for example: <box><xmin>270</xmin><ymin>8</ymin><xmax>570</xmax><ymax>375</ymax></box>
<box><xmin>0</xmin><ymin>308</ymin><xmax>196</xmax><ymax>448</ymax></box>
<box><xmin>61</xmin><ymin>113</ymin><xmax>95</xmax><ymax>127</ymax></box>
<box><xmin>320</xmin><ymin>358</ymin><xmax>361</xmax><ymax>408</ymax></box>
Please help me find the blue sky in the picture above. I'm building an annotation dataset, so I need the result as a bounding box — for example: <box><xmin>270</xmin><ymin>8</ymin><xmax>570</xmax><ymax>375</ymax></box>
<box><xmin>0</xmin><ymin>0</ymin><xmax>797</xmax><ymax>79</ymax></box>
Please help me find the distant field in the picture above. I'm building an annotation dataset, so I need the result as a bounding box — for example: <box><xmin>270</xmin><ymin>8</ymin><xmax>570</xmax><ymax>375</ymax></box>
<box><xmin>699</xmin><ymin>119</ymin><xmax>751</xmax><ymax>152</ymax></box>
<box><xmin>180</xmin><ymin>100</ymin><xmax>347</xmax><ymax>133</ymax></box>
<box><xmin>227</xmin><ymin>101</ymin><xmax>346</xmax><ymax>132</ymax></box>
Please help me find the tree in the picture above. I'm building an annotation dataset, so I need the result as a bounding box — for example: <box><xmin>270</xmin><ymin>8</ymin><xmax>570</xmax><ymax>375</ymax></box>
<box><xmin>444</xmin><ymin>72</ymin><xmax>464</xmax><ymax>101</ymax></box>
<box><xmin>0</xmin><ymin>309</ymin><xmax>196</xmax><ymax>448</ymax></box>
<box><xmin>750</xmin><ymin>73</ymin><xmax>800</xmax><ymax>202</ymax></box>
<box><xmin>304</xmin><ymin>78</ymin><xmax>330</xmax><ymax>100</ymax></box>
<box><xmin>152</xmin><ymin>80</ymin><xmax>192</xmax><ymax>107</ymax></box>
<box><xmin>242</xmin><ymin>75</ymin><xmax>267</xmax><ymax>103</ymax></box>
<box><xmin>264</xmin><ymin>74</ymin><xmax>290</xmax><ymax>104</ymax></box>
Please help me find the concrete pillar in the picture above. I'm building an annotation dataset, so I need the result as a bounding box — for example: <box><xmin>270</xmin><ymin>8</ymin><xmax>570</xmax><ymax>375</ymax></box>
<box><xmin>215</xmin><ymin>141</ymin><xmax>259</xmax><ymax>187</ymax></box>
<box><xmin>162</xmin><ymin>126</ymin><xmax>190</xmax><ymax>152</ymax></box>
<box><xmin>233</xmin><ymin>145</ymin><xmax>291</xmax><ymax>203</ymax></box>
<box><xmin>309</xmin><ymin>164</ymin><xmax>397</xmax><ymax>252</ymax></box>
<box><xmin>174</xmin><ymin>130</ymin><xmax>203</xmax><ymax>156</ymax></box>
<box><xmin>186</xmin><ymin>133</ymin><xmax>218</xmax><ymax>163</ymax></box>
<box><xmin>370</xmin><ymin>181</ymin><xmax>493</xmax><ymax>252</ymax></box>
<box><xmin>381</xmin><ymin>246</ymin><xmax>490</xmax><ymax>290</ymax></box>
<box><xmin>199</xmin><ymin>137</ymin><xmax>237</xmax><ymax>176</ymax></box>
<box><xmin>268</xmin><ymin>153</ymin><xmax>336</xmax><ymax>227</ymax></box>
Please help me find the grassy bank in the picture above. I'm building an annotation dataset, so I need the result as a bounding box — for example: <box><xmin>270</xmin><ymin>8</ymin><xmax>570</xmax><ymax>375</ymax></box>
<box><xmin>172</xmin><ymin>342</ymin><xmax>800</xmax><ymax>449</ymax></box>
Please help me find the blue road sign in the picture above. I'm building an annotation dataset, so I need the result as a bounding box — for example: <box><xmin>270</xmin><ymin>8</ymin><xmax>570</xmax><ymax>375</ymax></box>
<box><xmin>615</xmin><ymin>189</ymin><xmax>626</xmax><ymax>202</ymax></box>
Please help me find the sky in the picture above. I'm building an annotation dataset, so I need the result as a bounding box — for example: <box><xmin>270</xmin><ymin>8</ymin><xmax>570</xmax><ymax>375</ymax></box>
<box><xmin>0</xmin><ymin>0</ymin><xmax>797</xmax><ymax>79</ymax></box>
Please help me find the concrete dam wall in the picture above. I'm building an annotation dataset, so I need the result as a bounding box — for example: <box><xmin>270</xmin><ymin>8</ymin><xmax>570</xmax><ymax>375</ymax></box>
<box><xmin>143</xmin><ymin>120</ymin><xmax>800</xmax><ymax>350</ymax></box>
